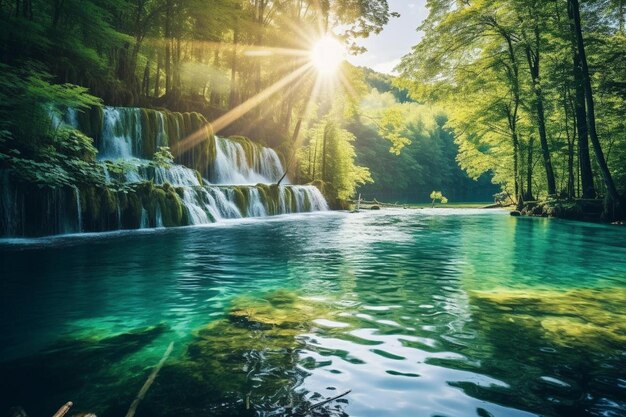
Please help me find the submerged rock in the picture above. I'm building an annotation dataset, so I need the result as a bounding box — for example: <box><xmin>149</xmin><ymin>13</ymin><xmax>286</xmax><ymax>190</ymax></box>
<box><xmin>141</xmin><ymin>290</ymin><xmax>348</xmax><ymax>417</ymax></box>
<box><xmin>471</xmin><ymin>288</ymin><xmax>626</xmax><ymax>350</ymax></box>
<box><xmin>465</xmin><ymin>288</ymin><xmax>626</xmax><ymax>416</ymax></box>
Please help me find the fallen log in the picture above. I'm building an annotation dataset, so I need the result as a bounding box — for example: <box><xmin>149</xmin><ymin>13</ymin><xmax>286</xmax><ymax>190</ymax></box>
<box><xmin>125</xmin><ymin>342</ymin><xmax>174</xmax><ymax>417</ymax></box>
<box><xmin>306</xmin><ymin>390</ymin><xmax>352</xmax><ymax>411</ymax></box>
<box><xmin>51</xmin><ymin>402</ymin><xmax>72</xmax><ymax>417</ymax></box>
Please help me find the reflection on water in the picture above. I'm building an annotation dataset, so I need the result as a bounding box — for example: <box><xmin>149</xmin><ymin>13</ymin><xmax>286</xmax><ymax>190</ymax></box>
<box><xmin>1</xmin><ymin>210</ymin><xmax>625</xmax><ymax>417</ymax></box>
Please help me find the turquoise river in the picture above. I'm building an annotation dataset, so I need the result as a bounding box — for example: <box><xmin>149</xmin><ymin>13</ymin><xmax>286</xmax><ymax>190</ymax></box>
<box><xmin>0</xmin><ymin>209</ymin><xmax>625</xmax><ymax>417</ymax></box>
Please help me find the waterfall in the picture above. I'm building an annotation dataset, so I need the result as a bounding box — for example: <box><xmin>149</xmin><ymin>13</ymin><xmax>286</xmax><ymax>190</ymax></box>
<box><xmin>100</xmin><ymin>107</ymin><xmax>142</xmax><ymax>159</ymax></box>
<box><xmin>156</xmin><ymin>112</ymin><xmax>168</xmax><ymax>148</ymax></box>
<box><xmin>206</xmin><ymin>188</ymin><xmax>242</xmax><ymax>219</ymax></box>
<box><xmin>116</xmin><ymin>201</ymin><xmax>122</xmax><ymax>229</ymax></box>
<box><xmin>247</xmin><ymin>188</ymin><xmax>267</xmax><ymax>217</ymax></box>
<box><xmin>152</xmin><ymin>165</ymin><xmax>201</xmax><ymax>187</ymax></box>
<box><xmin>74</xmin><ymin>187</ymin><xmax>82</xmax><ymax>233</ymax></box>
<box><xmin>47</xmin><ymin>106</ymin><xmax>63</xmax><ymax>132</ymax></box>
<box><xmin>140</xmin><ymin>208</ymin><xmax>149</xmax><ymax>228</ymax></box>
<box><xmin>1</xmin><ymin>106</ymin><xmax>330</xmax><ymax>237</ymax></box>
<box><xmin>278</xmin><ymin>186</ymin><xmax>290</xmax><ymax>214</ymax></box>
<box><xmin>155</xmin><ymin>205</ymin><xmax>164</xmax><ymax>228</ymax></box>
<box><xmin>182</xmin><ymin>189</ymin><xmax>211</xmax><ymax>225</ymax></box>
<box><xmin>211</xmin><ymin>136</ymin><xmax>285</xmax><ymax>184</ymax></box>
<box><xmin>297</xmin><ymin>185</ymin><xmax>329</xmax><ymax>211</ymax></box>
<box><xmin>65</xmin><ymin>108</ymin><xmax>79</xmax><ymax>129</ymax></box>
<box><xmin>256</xmin><ymin>147</ymin><xmax>285</xmax><ymax>183</ymax></box>
<box><xmin>102</xmin><ymin>165</ymin><xmax>111</xmax><ymax>184</ymax></box>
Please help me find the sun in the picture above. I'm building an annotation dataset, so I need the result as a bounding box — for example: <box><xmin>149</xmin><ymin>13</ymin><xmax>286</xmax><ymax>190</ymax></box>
<box><xmin>309</xmin><ymin>35</ymin><xmax>346</xmax><ymax>76</ymax></box>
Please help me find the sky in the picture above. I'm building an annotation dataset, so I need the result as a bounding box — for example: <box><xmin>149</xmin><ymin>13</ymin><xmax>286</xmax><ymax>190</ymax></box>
<box><xmin>346</xmin><ymin>0</ymin><xmax>428</xmax><ymax>74</ymax></box>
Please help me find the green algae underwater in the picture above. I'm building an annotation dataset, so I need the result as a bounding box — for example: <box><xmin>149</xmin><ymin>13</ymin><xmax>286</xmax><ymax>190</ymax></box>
<box><xmin>0</xmin><ymin>209</ymin><xmax>625</xmax><ymax>417</ymax></box>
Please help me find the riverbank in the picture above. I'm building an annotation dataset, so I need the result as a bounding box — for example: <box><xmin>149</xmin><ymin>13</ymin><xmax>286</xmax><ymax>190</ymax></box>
<box><xmin>511</xmin><ymin>198</ymin><xmax>625</xmax><ymax>224</ymax></box>
<box><xmin>349</xmin><ymin>199</ymin><xmax>496</xmax><ymax>210</ymax></box>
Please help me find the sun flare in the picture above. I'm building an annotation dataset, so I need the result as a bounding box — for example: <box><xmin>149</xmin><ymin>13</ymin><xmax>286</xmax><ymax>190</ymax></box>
<box><xmin>310</xmin><ymin>35</ymin><xmax>345</xmax><ymax>76</ymax></box>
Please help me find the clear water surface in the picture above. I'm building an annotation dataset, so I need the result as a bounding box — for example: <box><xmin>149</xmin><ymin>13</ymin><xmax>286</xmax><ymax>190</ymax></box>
<box><xmin>1</xmin><ymin>209</ymin><xmax>624</xmax><ymax>417</ymax></box>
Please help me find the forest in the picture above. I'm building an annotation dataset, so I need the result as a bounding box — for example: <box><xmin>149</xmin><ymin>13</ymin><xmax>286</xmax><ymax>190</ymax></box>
<box><xmin>0</xmin><ymin>0</ymin><xmax>499</xmax><ymax>238</ymax></box>
<box><xmin>398</xmin><ymin>0</ymin><xmax>626</xmax><ymax>219</ymax></box>
<box><xmin>2</xmin><ymin>2</ymin><xmax>626</xmax><ymax>417</ymax></box>
<box><xmin>1</xmin><ymin>0</ymin><xmax>625</xmax><ymax>235</ymax></box>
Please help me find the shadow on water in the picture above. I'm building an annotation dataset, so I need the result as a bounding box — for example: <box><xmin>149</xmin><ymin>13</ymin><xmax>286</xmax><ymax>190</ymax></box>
<box><xmin>0</xmin><ymin>325</ymin><xmax>168</xmax><ymax>417</ymax></box>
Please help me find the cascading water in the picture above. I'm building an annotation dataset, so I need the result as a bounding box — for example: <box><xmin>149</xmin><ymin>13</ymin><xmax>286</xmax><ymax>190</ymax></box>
<box><xmin>0</xmin><ymin>106</ymin><xmax>329</xmax><ymax>237</ymax></box>
<box><xmin>74</xmin><ymin>187</ymin><xmax>82</xmax><ymax>233</ymax></box>
<box><xmin>100</xmin><ymin>107</ymin><xmax>143</xmax><ymax>159</ymax></box>
<box><xmin>90</xmin><ymin>107</ymin><xmax>327</xmax><ymax>228</ymax></box>
<box><xmin>211</xmin><ymin>136</ymin><xmax>285</xmax><ymax>184</ymax></box>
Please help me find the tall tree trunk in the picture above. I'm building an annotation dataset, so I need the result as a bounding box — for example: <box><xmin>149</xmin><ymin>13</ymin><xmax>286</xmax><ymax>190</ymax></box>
<box><xmin>154</xmin><ymin>51</ymin><xmax>161</xmax><ymax>97</ymax></box>
<box><xmin>573</xmin><ymin>54</ymin><xmax>595</xmax><ymax>198</ymax></box>
<box><xmin>568</xmin><ymin>3</ymin><xmax>595</xmax><ymax>199</ymax></box>
<box><xmin>564</xmin><ymin>87</ymin><xmax>575</xmax><ymax>198</ymax></box>
<box><xmin>21</xmin><ymin>0</ymin><xmax>31</xmax><ymax>19</ymax></box>
<box><xmin>525</xmin><ymin>135</ymin><xmax>535</xmax><ymax>201</ymax></box>
<box><xmin>500</xmin><ymin>30</ymin><xmax>523</xmax><ymax>203</ymax></box>
<box><xmin>508</xmin><ymin>111</ymin><xmax>521</xmax><ymax>202</ymax></box>
<box><xmin>229</xmin><ymin>27</ymin><xmax>239</xmax><ymax>109</ymax></box>
<box><xmin>312</xmin><ymin>137</ymin><xmax>319</xmax><ymax>180</ymax></box>
<box><xmin>164</xmin><ymin>0</ymin><xmax>172</xmax><ymax>94</ymax></box>
<box><xmin>210</xmin><ymin>48</ymin><xmax>221</xmax><ymax>106</ymax></box>
<box><xmin>174</xmin><ymin>36</ymin><xmax>182</xmax><ymax>91</ymax></box>
<box><xmin>525</xmin><ymin>42</ymin><xmax>557</xmax><ymax>195</ymax></box>
<box><xmin>52</xmin><ymin>0</ymin><xmax>63</xmax><ymax>26</ymax></box>
<box><xmin>321</xmin><ymin>122</ymin><xmax>330</xmax><ymax>182</ymax></box>
<box><xmin>142</xmin><ymin>55</ymin><xmax>151</xmax><ymax>97</ymax></box>
<box><xmin>569</xmin><ymin>0</ymin><xmax>620</xmax><ymax>204</ymax></box>
<box><xmin>617</xmin><ymin>0</ymin><xmax>626</xmax><ymax>33</ymax></box>
<box><xmin>307</xmin><ymin>140</ymin><xmax>313</xmax><ymax>180</ymax></box>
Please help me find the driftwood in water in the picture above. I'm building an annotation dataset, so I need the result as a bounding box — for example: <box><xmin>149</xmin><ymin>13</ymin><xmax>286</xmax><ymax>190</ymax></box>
<box><xmin>124</xmin><ymin>342</ymin><xmax>174</xmax><ymax>417</ymax></box>
<box><xmin>51</xmin><ymin>402</ymin><xmax>72</xmax><ymax>417</ymax></box>
<box><xmin>348</xmin><ymin>198</ymin><xmax>406</xmax><ymax>209</ymax></box>
<box><xmin>306</xmin><ymin>390</ymin><xmax>351</xmax><ymax>411</ymax></box>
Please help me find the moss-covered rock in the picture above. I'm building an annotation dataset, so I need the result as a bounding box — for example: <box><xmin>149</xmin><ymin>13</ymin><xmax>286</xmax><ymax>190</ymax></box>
<box><xmin>471</xmin><ymin>287</ymin><xmax>626</xmax><ymax>350</ymax></box>
<box><xmin>139</xmin><ymin>290</ymin><xmax>347</xmax><ymax>417</ymax></box>
<box><xmin>256</xmin><ymin>183</ymin><xmax>279</xmax><ymax>215</ymax></box>
<box><xmin>150</xmin><ymin>184</ymin><xmax>187</xmax><ymax>227</ymax></box>
<box><xmin>232</xmin><ymin>186</ymin><xmax>248</xmax><ymax>217</ymax></box>
<box><xmin>228</xmin><ymin>135</ymin><xmax>258</xmax><ymax>168</ymax></box>
<box><xmin>121</xmin><ymin>192</ymin><xmax>143</xmax><ymax>229</ymax></box>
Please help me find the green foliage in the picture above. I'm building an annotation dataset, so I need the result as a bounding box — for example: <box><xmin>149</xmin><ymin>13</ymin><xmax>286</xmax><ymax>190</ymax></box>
<box><xmin>397</xmin><ymin>0</ymin><xmax>626</xmax><ymax>206</ymax></box>
<box><xmin>152</xmin><ymin>146</ymin><xmax>175</xmax><ymax>168</ymax></box>
<box><xmin>1</xmin><ymin>127</ymin><xmax>101</xmax><ymax>188</ymax></box>
<box><xmin>430</xmin><ymin>191</ymin><xmax>448</xmax><ymax>207</ymax></box>
<box><xmin>298</xmin><ymin>119</ymin><xmax>372</xmax><ymax>200</ymax></box>
<box><xmin>0</xmin><ymin>63</ymin><xmax>101</xmax><ymax>142</ymax></box>
<box><xmin>352</xmin><ymin>89</ymin><xmax>498</xmax><ymax>203</ymax></box>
